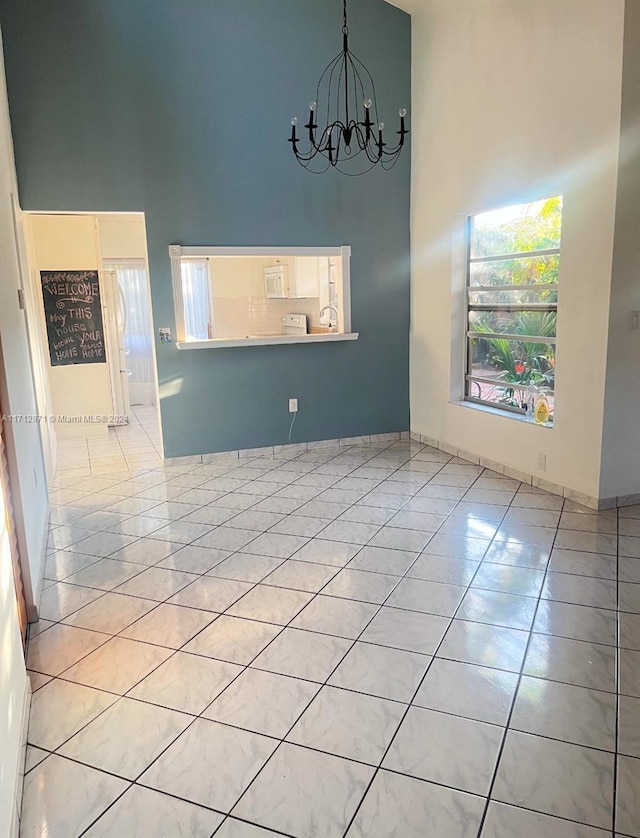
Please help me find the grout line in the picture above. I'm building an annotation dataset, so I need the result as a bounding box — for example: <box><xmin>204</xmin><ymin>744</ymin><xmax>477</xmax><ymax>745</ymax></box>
<box><xmin>612</xmin><ymin>504</ymin><xmax>620</xmax><ymax>838</ymax></box>
<box><xmin>472</xmin><ymin>494</ymin><xmax>564</xmax><ymax>837</ymax></box>
<box><xmin>37</xmin><ymin>440</ymin><xmax>436</xmax><ymax>833</ymax></box>
<box><xmin>38</xmin><ymin>439</ymin><xmax>415</xmax><ymax>833</ymax></box>
<box><xmin>340</xmin><ymin>466</ymin><xmax>512</xmax><ymax>836</ymax></box>
<box><xmin>30</xmin><ymin>440</ymin><xmax>631</xmax><ymax>836</ymax></box>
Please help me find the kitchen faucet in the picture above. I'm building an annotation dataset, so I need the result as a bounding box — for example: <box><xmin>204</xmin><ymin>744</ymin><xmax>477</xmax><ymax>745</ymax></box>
<box><xmin>319</xmin><ymin>305</ymin><xmax>339</xmax><ymax>331</ymax></box>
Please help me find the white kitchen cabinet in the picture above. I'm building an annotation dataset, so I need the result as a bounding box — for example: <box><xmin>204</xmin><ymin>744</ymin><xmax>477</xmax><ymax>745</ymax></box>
<box><xmin>287</xmin><ymin>257</ymin><xmax>320</xmax><ymax>298</ymax></box>
<box><xmin>264</xmin><ymin>256</ymin><xmax>322</xmax><ymax>298</ymax></box>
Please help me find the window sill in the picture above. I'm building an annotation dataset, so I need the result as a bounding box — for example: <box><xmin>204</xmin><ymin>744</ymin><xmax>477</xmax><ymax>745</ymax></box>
<box><xmin>451</xmin><ymin>399</ymin><xmax>553</xmax><ymax>428</ymax></box>
<box><xmin>175</xmin><ymin>332</ymin><xmax>359</xmax><ymax>350</ymax></box>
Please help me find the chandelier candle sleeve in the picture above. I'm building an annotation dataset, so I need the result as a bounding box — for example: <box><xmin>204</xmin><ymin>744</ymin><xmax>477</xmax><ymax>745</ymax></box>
<box><xmin>288</xmin><ymin>0</ymin><xmax>408</xmax><ymax>174</ymax></box>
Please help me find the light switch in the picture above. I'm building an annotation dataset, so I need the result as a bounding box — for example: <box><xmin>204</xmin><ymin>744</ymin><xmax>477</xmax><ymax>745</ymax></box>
<box><xmin>630</xmin><ymin>311</ymin><xmax>640</xmax><ymax>331</ymax></box>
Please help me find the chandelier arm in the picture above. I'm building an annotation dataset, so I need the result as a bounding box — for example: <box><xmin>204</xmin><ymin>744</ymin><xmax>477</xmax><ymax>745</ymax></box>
<box><xmin>381</xmin><ymin>155</ymin><xmax>402</xmax><ymax>171</ymax></box>
<box><xmin>362</xmin><ymin>144</ymin><xmax>381</xmax><ymax>165</ymax></box>
<box><xmin>380</xmin><ymin>128</ymin><xmax>408</xmax><ymax>156</ymax></box>
<box><xmin>306</xmin><ymin>129</ymin><xmax>321</xmax><ymax>154</ymax></box>
<box><xmin>312</xmin><ymin>125</ymin><xmax>331</xmax><ymax>155</ymax></box>
<box><xmin>321</xmin><ymin>122</ymin><xmax>345</xmax><ymax>155</ymax></box>
<box><xmin>341</xmin><ymin>146</ymin><xmax>369</xmax><ymax>161</ymax></box>
<box><xmin>334</xmin><ymin>158</ymin><xmax>379</xmax><ymax>176</ymax></box>
<box><xmin>295</xmin><ymin>127</ymin><xmax>387</xmax><ymax>173</ymax></box>
<box><xmin>380</xmin><ymin>139</ymin><xmax>402</xmax><ymax>155</ymax></box>
<box><xmin>299</xmin><ymin>121</ymin><xmax>338</xmax><ymax>159</ymax></box>
<box><xmin>297</xmin><ymin>118</ymin><xmax>351</xmax><ymax>162</ymax></box>
<box><xmin>352</xmin><ymin>123</ymin><xmax>380</xmax><ymax>163</ymax></box>
<box><xmin>351</xmin><ymin>122</ymin><xmax>368</xmax><ymax>152</ymax></box>
<box><xmin>297</xmin><ymin>156</ymin><xmax>333</xmax><ymax>175</ymax></box>
<box><xmin>333</xmin><ymin>127</ymin><xmax>343</xmax><ymax>166</ymax></box>
<box><xmin>292</xmin><ymin>145</ymin><xmax>320</xmax><ymax>164</ymax></box>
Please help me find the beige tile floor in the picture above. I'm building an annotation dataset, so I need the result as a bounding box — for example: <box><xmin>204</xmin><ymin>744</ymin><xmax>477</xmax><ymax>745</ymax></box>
<box><xmin>19</xmin><ymin>437</ymin><xmax>640</xmax><ymax>837</ymax></box>
<box><xmin>55</xmin><ymin>405</ymin><xmax>162</xmax><ymax>477</ymax></box>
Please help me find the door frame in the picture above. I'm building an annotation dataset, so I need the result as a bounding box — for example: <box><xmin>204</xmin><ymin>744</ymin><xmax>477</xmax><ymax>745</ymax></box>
<box><xmin>101</xmin><ymin>262</ymin><xmax>131</xmax><ymax>423</ymax></box>
<box><xmin>0</xmin><ymin>336</ymin><xmax>33</xmax><ymax>636</ymax></box>
<box><xmin>22</xmin><ymin>210</ymin><xmax>163</xmax><ymax>457</ymax></box>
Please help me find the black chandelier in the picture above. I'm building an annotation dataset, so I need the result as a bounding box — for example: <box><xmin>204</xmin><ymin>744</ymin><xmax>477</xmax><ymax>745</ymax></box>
<box><xmin>288</xmin><ymin>0</ymin><xmax>408</xmax><ymax>175</ymax></box>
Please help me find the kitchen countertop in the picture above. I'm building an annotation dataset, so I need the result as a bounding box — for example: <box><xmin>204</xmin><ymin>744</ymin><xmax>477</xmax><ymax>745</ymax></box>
<box><xmin>176</xmin><ymin>332</ymin><xmax>359</xmax><ymax>350</ymax></box>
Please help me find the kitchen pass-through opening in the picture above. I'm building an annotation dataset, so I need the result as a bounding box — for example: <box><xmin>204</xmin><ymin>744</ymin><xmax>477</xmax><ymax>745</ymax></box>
<box><xmin>170</xmin><ymin>246</ymin><xmax>351</xmax><ymax>345</ymax></box>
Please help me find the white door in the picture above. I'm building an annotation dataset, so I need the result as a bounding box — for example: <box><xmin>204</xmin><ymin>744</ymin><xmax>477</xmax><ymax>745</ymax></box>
<box><xmin>108</xmin><ymin>261</ymin><xmax>157</xmax><ymax>404</ymax></box>
<box><xmin>101</xmin><ymin>266</ymin><xmax>130</xmax><ymax>423</ymax></box>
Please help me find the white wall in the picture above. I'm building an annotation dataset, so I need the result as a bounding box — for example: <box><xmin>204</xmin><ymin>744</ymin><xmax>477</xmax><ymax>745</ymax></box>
<box><xmin>210</xmin><ymin>256</ymin><xmax>269</xmax><ymax>298</ymax></box>
<box><xmin>600</xmin><ymin>0</ymin><xmax>640</xmax><ymax>501</ymax></box>
<box><xmin>97</xmin><ymin>214</ymin><xmax>147</xmax><ymax>260</ymax></box>
<box><xmin>0</xmin><ymin>54</ymin><xmax>49</xmax><ymax>608</ymax></box>
<box><xmin>409</xmin><ymin>0</ymin><xmax>625</xmax><ymax>500</ymax></box>
<box><xmin>0</xmin><ymin>479</ymin><xmax>28</xmax><ymax>838</ymax></box>
<box><xmin>0</xmin><ymin>29</ymin><xmax>47</xmax><ymax>837</ymax></box>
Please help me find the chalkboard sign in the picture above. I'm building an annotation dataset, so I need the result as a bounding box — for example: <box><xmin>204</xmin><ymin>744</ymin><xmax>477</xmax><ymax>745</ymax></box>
<box><xmin>40</xmin><ymin>270</ymin><xmax>106</xmax><ymax>366</ymax></box>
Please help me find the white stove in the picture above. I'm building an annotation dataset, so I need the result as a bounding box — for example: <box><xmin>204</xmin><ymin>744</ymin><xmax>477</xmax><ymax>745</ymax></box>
<box><xmin>282</xmin><ymin>314</ymin><xmax>308</xmax><ymax>336</ymax></box>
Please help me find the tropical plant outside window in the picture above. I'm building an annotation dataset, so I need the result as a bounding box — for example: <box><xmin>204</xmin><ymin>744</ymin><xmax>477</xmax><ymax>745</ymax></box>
<box><xmin>465</xmin><ymin>196</ymin><xmax>562</xmax><ymax>422</ymax></box>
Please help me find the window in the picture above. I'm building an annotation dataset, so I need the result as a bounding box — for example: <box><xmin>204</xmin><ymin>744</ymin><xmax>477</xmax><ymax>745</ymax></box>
<box><xmin>169</xmin><ymin>246</ymin><xmax>353</xmax><ymax>347</ymax></box>
<box><xmin>465</xmin><ymin>196</ymin><xmax>562</xmax><ymax>422</ymax></box>
<box><xmin>180</xmin><ymin>259</ymin><xmax>214</xmax><ymax>340</ymax></box>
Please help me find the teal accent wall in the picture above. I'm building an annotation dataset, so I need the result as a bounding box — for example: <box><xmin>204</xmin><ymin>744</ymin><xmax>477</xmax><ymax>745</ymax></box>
<box><xmin>0</xmin><ymin>0</ymin><xmax>411</xmax><ymax>456</ymax></box>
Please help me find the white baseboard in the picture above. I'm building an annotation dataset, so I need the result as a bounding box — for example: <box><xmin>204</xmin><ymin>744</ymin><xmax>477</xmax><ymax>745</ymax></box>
<box><xmin>10</xmin><ymin>675</ymin><xmax>31</xmax><ymax>838</ymax></box>
<box><xmin>409</xmin><ymin>431</ymin><xmax>620</xmax><ymax>511</ymax></box>
<box><xmin>165</xmin><ymin>431</ymin><xmax>411</xmax><ymax>467</ymax></box>
<box><xmin>26</xmin><ymin>502</ymin><xmax>50</xmax><ymax>623</ymax></box>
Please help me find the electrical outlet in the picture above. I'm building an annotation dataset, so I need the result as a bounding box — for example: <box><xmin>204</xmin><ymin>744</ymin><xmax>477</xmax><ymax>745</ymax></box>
<box><xmin>537</xmin><ymin>453</ymin><xmax>547</xmax><ymax>472</ymax></box>
<box><xmin>630</xmin><ymin>311</ymin><xmax>640</xmax><ymax>331</ymax></box>
<box><xmin>289</xmin><ymin>398</ymin><xmax>298</xmax><ymax>413</ymax></box>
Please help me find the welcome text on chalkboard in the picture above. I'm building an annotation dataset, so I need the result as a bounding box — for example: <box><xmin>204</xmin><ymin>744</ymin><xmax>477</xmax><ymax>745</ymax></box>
<box><xmin>40</xmin><ymin>270</ymin><xmax>107</xmax><ymax>366</ymax></box>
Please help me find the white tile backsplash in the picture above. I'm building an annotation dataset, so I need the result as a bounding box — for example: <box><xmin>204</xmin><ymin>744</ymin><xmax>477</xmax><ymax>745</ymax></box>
<box><xmin>213</xmin><ymin>297</ymin><xmax>320</xmax><ymax>339</ymax></box>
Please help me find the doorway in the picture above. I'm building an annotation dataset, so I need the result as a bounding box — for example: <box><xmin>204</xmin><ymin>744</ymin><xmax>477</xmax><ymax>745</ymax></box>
<box><xmin>22</xmin><ymin>211</ymin><xmax>163</xmax><ymax>475</ymax></box>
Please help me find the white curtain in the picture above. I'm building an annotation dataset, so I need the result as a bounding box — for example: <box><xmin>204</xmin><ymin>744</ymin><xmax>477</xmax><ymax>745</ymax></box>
<box><xmin>107</xmin><ymin>261</ymin><xmax>155</xmax><ymax>405</ymax></box>
<box><xmin>181</xmin><ymin>259</ymin><xmax>212</xmax><ymax>340</ymax></box>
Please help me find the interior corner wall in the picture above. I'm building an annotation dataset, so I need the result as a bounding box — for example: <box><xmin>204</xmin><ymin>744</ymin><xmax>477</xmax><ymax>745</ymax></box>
<box><xmin>0</xmin><ymin>30</ymin><xmax>49</xmax><ymax>605</ymax></box>
<box><xmin>409</xmin><ymin>0</ymin><xmax>625</xmax><ymax>499</ymax></box>
<box><xmin>0</xmin><ymin>27</ymin><xmax>47</xmax><ymax>838</ymax></box>
<box><xmin>0</xmin><ymin>0</ymin><xmax>411</xmax><ymax>458</ymax></box>
<box><xmin>599</xmin><ymin>0</ymin><xmax>640</xmax><ymax>501</ymax></box>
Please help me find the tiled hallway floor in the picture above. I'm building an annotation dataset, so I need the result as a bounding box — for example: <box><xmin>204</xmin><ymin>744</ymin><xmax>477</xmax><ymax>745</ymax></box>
<box><xmin>22</xmin><ymin>438</ymin><xmax>640</xmax><ymax>837</ymax></box>
<box><xmin>55</xmin><ymin>405</ymin><xmax>162</xmax><ymax>477</ymax></box>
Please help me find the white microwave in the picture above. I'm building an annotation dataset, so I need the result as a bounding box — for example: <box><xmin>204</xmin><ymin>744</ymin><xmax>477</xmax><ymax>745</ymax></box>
<box><xmin>264</xmin><ymin>265</ymin><xmax>288</xmax><ymax>298</ymax></box>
